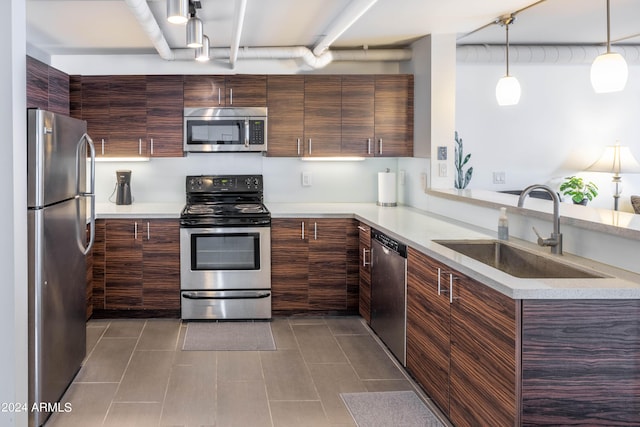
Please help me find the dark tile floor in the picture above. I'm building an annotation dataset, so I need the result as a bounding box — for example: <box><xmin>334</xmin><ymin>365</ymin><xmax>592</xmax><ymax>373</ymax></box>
<box><xmin>46</xmin><ymin>316</ymin><xmax>447</xmax><ymax>427</ymax></box>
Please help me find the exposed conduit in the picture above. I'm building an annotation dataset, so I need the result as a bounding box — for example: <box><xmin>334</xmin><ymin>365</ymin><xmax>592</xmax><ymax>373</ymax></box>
<box><xmin>457</xmin><ymin>44</ymin><xmax>640</xmax><ymax>64</ymax></box>
<box><xmin>125</xmin><ymin>0</ymin><xmax>411</xmax><ymax>68</ymax></box>
<box><xmin>229</xmin><ymin>0</ymin><xmax>247</xmax><ymax>69</ymax></box>
<box><xmin>312</xmin><ymin>0</ymin><xmax>378</xmax><ymax>56</ymax></box>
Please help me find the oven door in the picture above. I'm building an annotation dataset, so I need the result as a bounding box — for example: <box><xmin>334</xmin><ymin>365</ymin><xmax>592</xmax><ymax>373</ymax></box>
<box><xmin>180</xmin><ymin>226</ymin><xmax>271</xmax><ymax>291</ymax></box>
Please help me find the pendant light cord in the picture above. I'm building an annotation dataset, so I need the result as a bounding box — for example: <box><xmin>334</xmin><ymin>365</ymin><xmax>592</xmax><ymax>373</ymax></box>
<box><xmin>606</xmin><ymin>0</ymin><xmax>612</xmax><ymax>53</ymax></box>
<box><xmin>505</xmin><ymin>22</ymin><xmax>511</xmax><ymax>76</ymax></box>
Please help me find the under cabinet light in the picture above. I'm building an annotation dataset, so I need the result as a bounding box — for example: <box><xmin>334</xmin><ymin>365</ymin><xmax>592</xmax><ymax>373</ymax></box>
<box><xmin>95</xmin><ymin>157</ymin><xmax>150</xmax><ymax>163</ymax></box>
<box><xmin>300</xmin><ymin>157</ymin><xmax>366</xmax><ymax>162</ymax></box>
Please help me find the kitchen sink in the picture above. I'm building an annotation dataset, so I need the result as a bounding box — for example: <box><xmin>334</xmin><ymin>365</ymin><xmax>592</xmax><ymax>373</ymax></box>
<box><xmin>434</xmin><ymin>240</ymin><xmax>605</xmax><ymax>279</ymax></box>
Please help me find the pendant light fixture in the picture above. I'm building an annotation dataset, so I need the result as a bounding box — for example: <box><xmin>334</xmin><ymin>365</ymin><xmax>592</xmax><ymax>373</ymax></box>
<box><xmin>195</xmin><ymin>35</ymin><xmax>210</xmax><ymax>61</ymax></box>
<box><xmin>590</xmin><ymin>0</ymin><xmax>628</xmax><ymax>93</ymax></box>
<box><xmin>495</xmin><ymin>15</ymin><xmax>521</xmax><ymax>106</ymax></box>
<box><xmin>167</xmin><ymin>0</ymin><xmax>189</xmax><ymax>24</ymax></box>
<box><xmin>186</xmin><ymin>12</ymin><xmax>203</xmax><ymax>48</ymax></box>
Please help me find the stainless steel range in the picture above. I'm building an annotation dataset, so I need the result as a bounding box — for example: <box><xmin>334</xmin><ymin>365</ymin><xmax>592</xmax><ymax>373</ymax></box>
<box><xmin>180</xmin><ymin>174</ymin><xmax>271</xmax><ymax>320</ymax></box>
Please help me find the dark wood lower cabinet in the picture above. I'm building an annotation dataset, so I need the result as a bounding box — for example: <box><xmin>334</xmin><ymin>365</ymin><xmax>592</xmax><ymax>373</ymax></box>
<box><xmin>271</xmin><ymin>217</ymin><xmax>358</xmax><ymax>314</ymax></box>
<box><xmin>521</xmin><ymin>299</ymin><xmax>640</xmax><ymax>426</ymax></box>
<box><xmin>407</xmin><ymin>247</ymin><xmax>640</xmax><ymax>426</ymax></box>
<box><xmin>92</xmin><ymin>219</ymin><xmax>180</xmax><ymax>317</ymax></box>
<box><xmin>357</xmin><ymin>223</ymin><xmax>371</xmax><ymax>323</ymax></box>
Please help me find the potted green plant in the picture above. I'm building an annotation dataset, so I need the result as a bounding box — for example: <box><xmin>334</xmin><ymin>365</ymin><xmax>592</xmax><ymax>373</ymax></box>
<box><xmin>559</xmin><ymin>176</ymin><xmax>598</xmax><ymax>205</ymax></box>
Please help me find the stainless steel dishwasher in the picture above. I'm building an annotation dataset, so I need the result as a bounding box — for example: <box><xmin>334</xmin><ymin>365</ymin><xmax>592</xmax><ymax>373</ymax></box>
<box><xmin>370</xmin><ymin>228</ymin><xmax>407</xmax><ymax>366</ymax></box>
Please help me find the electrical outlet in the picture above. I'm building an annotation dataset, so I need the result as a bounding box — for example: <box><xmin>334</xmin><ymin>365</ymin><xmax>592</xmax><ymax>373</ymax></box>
<box><xmin>302</xmin><ymin>171</ymin><xmax>312</xmax><ymax>187</ymax></box>
<box><xmin>438</xmin><ymin>163</ymin><xmax>447</xmax><ymax>177</ymax></box>
<box><xmin>493</xmin><ymin>171</ymin><xmax>506</xmax><ymax>184</ymax></box>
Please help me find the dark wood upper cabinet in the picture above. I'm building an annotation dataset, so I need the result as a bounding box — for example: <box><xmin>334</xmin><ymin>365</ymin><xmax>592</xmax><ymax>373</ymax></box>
<box><xmin>81</xmin><ymin>76</ymin><xmax>111</xmax><ymax>150</ymax></box>
<box><xmin>303</xmin><ymin>75</ymin><xmax>342</xmax><ymax>157</ymax></box>
<box><xmin>146</xmin><ymin>75</ymin><xmax>184</xmax><ymax>157</ymax></box>
<box><xmin>374</xmin><ymin>75</ymin><xmax>413</xmax><ymax>156</ymax></box>
<box><xmin>341</xmin><ymin>75</ymin><xmax>375</xmax><ymax>156</ymax></box>
<box><xmin>26</xmin><ymin>56</ymin><xmax>69</xmax><ymax>115</ymax></box>
<box><xmin>183</xmin><ymin>74</ymin><xmax>266</xmax><ymax>107</ymax></box>
<box><xmin>266</xmin><ymin>75</ymin><xmax>304</xmax><ymax>157</ymax></box>
<box><xmin>108</xmin><ymin>75</ymin><xmax>148</xmax><ymax>157</ymax></box>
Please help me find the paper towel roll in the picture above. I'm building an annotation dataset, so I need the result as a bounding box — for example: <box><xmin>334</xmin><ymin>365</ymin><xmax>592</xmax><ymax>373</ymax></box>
<box><xmin>377</xmin><ymin>171</ymin><xmax>397</xmax><ymax>206</ymax></box>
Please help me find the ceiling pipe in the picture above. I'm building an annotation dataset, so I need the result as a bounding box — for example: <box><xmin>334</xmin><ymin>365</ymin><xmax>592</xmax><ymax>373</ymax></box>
<box><xmin>457</xmin><ymin>44</ymin><xmax>640</xmax><ymax>64</ymax></box>
<box><xmin>312</xmin><ymin>0</ymin><xmax>378</xmax><ymax>56</ymax></box>
<box><xmin>229</xmin><ymin>0</ymin><xmax>248</xmax><ymax>69</ymax></box>
<box><xmin>124</xmin><ymin>0</ymin><xmax>174</xmax><ymax>60</ymax></box>
<box><xmin>124</xmin><ymin>0</ymin><xmax>410</xmax><ymax>68</ymax></box>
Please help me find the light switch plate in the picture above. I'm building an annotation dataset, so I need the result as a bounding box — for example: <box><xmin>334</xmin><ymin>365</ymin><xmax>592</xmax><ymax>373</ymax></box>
<box><xmin>302</xmin><ymin>171</ymin><xmax>312</xmax><ymax>187</ymax></box>
<box><xmin>438</xmin><ymin>163</ymin><xmax>447</xmax><ymax>177</ymax></box>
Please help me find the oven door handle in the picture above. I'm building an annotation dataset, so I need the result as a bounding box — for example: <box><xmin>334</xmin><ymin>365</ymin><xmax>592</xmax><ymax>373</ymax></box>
<box><xmin>182</xmin><ymin>291</ymin><xmax>271</xmax><ymax>300</ymax></box>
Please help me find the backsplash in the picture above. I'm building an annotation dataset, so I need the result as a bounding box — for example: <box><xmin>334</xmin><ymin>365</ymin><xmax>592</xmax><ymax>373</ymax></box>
<box><xmin>94</xmin><ymin>154</ymin><xmax>400</xmax><ymax>205</ymax></box>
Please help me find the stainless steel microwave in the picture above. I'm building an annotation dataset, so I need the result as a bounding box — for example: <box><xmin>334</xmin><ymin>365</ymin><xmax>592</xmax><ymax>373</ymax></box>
<box><xmin>183</xmin><ymin>107</ymin><xmax>267</xmax><ymax>153</ymax></box>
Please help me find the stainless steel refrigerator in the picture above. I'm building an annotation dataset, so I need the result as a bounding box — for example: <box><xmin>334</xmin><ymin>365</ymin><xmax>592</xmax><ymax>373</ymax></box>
<box><xmin>27</xmin><ymin>109</ymin><xmax>95</xmax><ymax>427</ymax></box>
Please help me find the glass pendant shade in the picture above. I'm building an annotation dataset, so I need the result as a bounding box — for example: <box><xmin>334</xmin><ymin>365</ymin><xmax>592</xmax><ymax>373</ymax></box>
<box><xmin>167</xmin><ymin>0</ymin><xmax>189</xmax><ymax>24</ymax></box>
<box><xmin>590</xmin><ymin>52</ymin><xmax>628</xmax><ymax>93</ymax></box>
<box><xmin>186</xmin><ymin>15</ymin><xmax>203</xmax><ymax>48</ymax></box>
<box><xmin>195</xmin><ymin>35</ymin><xmax>210</xmax><ymax>61</ymax></box>
<box><xmin>496</xmin><ymin>75</ymin><xmax>521</xmax><ymax>106</ymax></box>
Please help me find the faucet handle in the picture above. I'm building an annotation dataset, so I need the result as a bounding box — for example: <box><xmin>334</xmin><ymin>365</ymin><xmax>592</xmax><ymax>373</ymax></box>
<box><xmin>532</xmin><ymin>226</ymin><xmax>545</xmax><ymax>246</ymax></box>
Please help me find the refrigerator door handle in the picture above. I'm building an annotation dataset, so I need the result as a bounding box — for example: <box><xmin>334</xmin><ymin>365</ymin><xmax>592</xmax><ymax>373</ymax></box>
<box><xmin>76</xmin><ymin>133</ymin><xmax>96</xmax><ymax>255</ymax></box>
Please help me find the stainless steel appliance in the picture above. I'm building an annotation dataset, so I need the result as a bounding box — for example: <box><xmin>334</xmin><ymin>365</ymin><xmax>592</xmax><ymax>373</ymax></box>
<box><xmin>27</xmin><ymin>109</ymin><xmax>95</xmax><ymax>427</ymax></box>
<box><xmin>115</xmin><ymin>169</ymin><xmax>132</xmax><ymax>205</ymax></box>
<box><xmin>370</xmin><ymin>228</ymin><xmax>407</xmax><ymax>366</ymax></box>
<box><xmin>183</xmin><ymin>107</ymin><xmax>267</xmax><ymax>153</ymax></box>
<box><xmin>180</xmin><ymin>174</ymin><xmax>271</xmax><ymax>320</ymax></box>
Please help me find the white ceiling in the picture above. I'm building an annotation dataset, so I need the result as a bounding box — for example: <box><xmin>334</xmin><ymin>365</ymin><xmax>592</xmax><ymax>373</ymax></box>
<box><xmin>26</xmin><ymin>0</ymin><xmax>640</xmax><ymax>57</ymax></box>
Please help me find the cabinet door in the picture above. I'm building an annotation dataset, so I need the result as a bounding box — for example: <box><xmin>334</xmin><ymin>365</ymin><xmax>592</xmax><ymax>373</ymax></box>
<box><xmin>146</xmin><ymin>75</ymin><xmax>184</xmax><ymax>157</ymax></box>
<box><xmin>346</xmin><ymin>220</ymin><xmax>360</xmax><ymax>312</ymax></box>
<box><xmin>142</xmin><ymin>220</ymin><xmax>180</xmax><ymax>310</ymax></box>
<box><xmin>449</xmin><ymin>273</ymin><xmax>518</xmax><ymax>427</ymax></box>
<box><xmin>81</xmin><ymin>76</ymin><xmax>110</xmax><ymax>152</ymax></box>
<box><xmin>109</xmin><ymin>75</ymin><xmax>148</xmax><ymax>156</ymax></box>
<box><xmin>183</xmin><ymin>75</ymin><xmax>226</xmax><ymax>107</ymax></box>
<box><xmin>304</xmin><ymin>75</ymin><xmax>342</xmax><ymax>156</ymax></box>
<box><xmin>358</xmin><ymin>223</ymin><xmax>372</xmax><ymax>323</ymax></box>
<box><xmin>92</xmin><ymin>220</ymin><xmax>106</xmax><ymax>310</ymax></box>
<box><xmin>406</xmin><ymin>248</ymin><xmax>451</xmax><ymax>414</ymax></box>
<box><xmin>104</xmin><ymin>220</ymin><xmax>143</xmax><ymax>309</ymax></box>
<box><xmin>342</xmin><ymin>75</ymin><xmax>375</xmax><ymax>156</ymax></box>
<box><xmin>225</xmin><ymin>75</ymin><xmax>267</xmax><ymax>106</ymax></box>
<box><xmin>271</xmin><ymin>218</ymin><xmax>309</xmax><ymax>312</ymax></box>
<box><xmin>308</xmin><ymin>219</ymin><xmax>348</xmax><ymax>310</ymax></box>
<box><xmin>374</xmin><ymin>75</ymin><xmax>413</xmax><ymax>157</ymax></box>
<box><xmin>26</xmin><ymin>56</ymin><xmax>49</xmax><ymax>110</ymax></box>
<box><xmin>266</xmin><ymin>75</ymin><xmax>304</xmax><ymax>157</ymax></box>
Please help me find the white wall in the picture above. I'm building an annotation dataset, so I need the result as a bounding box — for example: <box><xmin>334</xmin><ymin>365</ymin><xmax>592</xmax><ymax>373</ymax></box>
<box><xmin>2</xmin><ymin>1</ymin><xmax>28</xmax><ymax>426</ymax></box>
<box><xmin>455</xmin><ymin>59</ymin><xmax>640</xmax><ymax>212</ymax></box>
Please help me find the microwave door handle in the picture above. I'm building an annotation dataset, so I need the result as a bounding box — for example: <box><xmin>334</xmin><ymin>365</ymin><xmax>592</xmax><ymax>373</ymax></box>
<box><xmin>244</xmin><ymin>119</ymin><xmax>250</xmax><ymax>148</ymax></box>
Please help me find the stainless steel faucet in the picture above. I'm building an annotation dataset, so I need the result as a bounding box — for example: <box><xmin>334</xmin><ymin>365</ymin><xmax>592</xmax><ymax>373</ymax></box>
<box><xmin>517</xmin><ymin>184</ymin><xmax>563</xmax><ymax>255</ymax></box>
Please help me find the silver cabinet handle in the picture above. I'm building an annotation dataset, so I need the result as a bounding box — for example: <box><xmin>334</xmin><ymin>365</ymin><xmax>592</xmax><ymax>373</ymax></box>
<box><xmin>230</xmin><ymin>88</ymin><xmax>233</xmax><ymax>105</ymax></box>
<box><xmin>147</xmin><ymin>222</ymin><xmax>150</xmax><ymax>240</ymax></box>
<box><xmin>362</xmin><ymin>248</ymin><xmax>370</xmax><ymax>266</ymax></box>
<box><xmin>138</xmin><ymin>138</ymin><xmax>143</xmax><ymax>155</ymax></box>
<box><xmin>367</xmin><ymin>138</ymin><xmax>372</xmax><ymax>155</ymax></box>
<box><xmin>297</xmin><ymin>138</ymin><xmax>301</xmax><ymax>156</ymax></box>
<box><xmin>150</xmin><ymin>138</ymin><xmax>154</xmax><ymax>155</ymax></box>
<box><xmin>101</xmin><ymin>138</ymin><xmax>105</xmax><ymax>155</ymax></box>
<box><xmin>357</xmin><ymin>225</ymin><xmax>368</xmax><ymax>232</ymax></box>
<box><xmin>218</xmin><ymin>88</ymin><xmax>221</xmax><ymax>105</ymax></box>
<box><xmin>449</xmin><ymin>273</ymin><xmax>454</xmax><ymax>304</ymax></box>
<box><xmin>379</xmin><ymin>138</ymin><xmax>383</xmax><ymax>155</ymax></box>
<box><xmin>314</xmin><ymin>222</ymin><xmax>317</xmax><ymax>240</ymax></box>
<box><xmin>134</xmin><ymin>222</ymin><xmax>138</xmax><ymax>240</ymax></box>
<box><xmin>437</xmin><ymin>268</ymin><xmax>442</xmax><ymax>295</ymax></box>
<box><xmin>301</xmin><ymin>221</ymin><xmax>305</xmax><ymax>240</ymax></box>
<box><xmin>308</xmin><ymin>138</ymin><xmax>312</xmax><ymax>155</ymax></box>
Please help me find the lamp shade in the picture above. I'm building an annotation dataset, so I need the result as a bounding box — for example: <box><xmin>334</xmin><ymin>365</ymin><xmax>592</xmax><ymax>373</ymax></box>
<box><xmin>586</xmin><ymin>144</ymin><xmax>640</xmax><ymax>174</ymax></box>
<box><xmin>186</xmin><ymin>15</ymin><xmax>203</xmax><ymax>48</ymax></box>
<box><xmin>590</xmin><ymin>52</ymin><xmax>628</xmax><ymax>93</ymax></box>
<box><xmin>167</xmin><ymin>0</ymin><xmax>189</xmax><ymax>24</ymax></box>
<box><xmin>195</xmin><ymin>35</ymin><xmax>210</xmax><ymax>61</ymax></box>
<box><xmin>495</xmin><ymin>75</ymin><xmax>521</xmax><ymax>106</ymax></box>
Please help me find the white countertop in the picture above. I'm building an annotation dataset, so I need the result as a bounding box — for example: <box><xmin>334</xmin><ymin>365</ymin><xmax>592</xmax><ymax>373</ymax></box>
<box><xmin>93</xmin><ymin>201</ymin><xmax>640</xmax><ymax>300</ymax></box>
